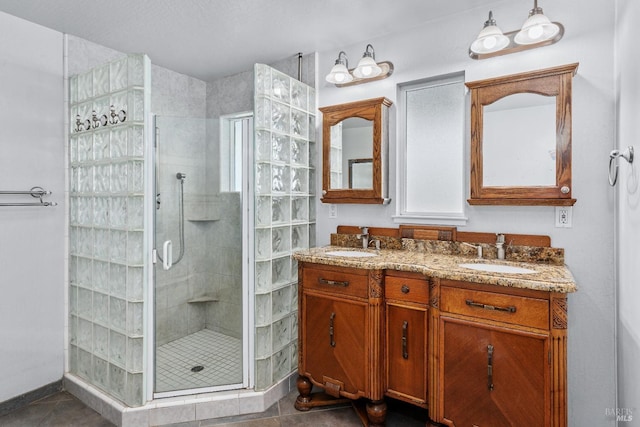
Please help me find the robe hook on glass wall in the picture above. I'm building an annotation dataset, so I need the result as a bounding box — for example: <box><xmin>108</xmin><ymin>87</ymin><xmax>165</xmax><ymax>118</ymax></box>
<box><xmin>609</xmin><ymin>146</ymin><xmax>634</xmax><ymax>186</ymax></box>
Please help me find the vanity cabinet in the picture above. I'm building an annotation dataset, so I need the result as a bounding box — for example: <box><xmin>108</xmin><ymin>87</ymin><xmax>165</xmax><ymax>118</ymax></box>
<box><xmin>436</xmin><ymin>279</ymin><xmax>568</xmax><ymax>427</ymax></box>
<box><xmin>294</xmin><ymin>255</ymin><xmax>570</xmax><ymax>427</ymax></box>
<box><xmin>384</xmin><ymin>271</ymin><xmax>429</xmax><ymax>408</ymax></box>
<box><xmin>296</xmin><ymin>262</ymin><xmax>386</xmax><ymax>425</ymax></box>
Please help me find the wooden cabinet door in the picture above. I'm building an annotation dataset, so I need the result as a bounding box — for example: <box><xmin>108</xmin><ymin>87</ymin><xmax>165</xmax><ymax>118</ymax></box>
<box><xmin>301</xmin><ymin>293</ymin><xmax>368</xmax><ymax>398</ymax></box>
<box><xmin>440</xmin><ymin>317</ymin><xmax>550</xmax><ymax>427</ymax></box>
<box><xmin>386</xmin><ymin>302</ymin><xmax>428</xmax><ymax>406</ymax></box>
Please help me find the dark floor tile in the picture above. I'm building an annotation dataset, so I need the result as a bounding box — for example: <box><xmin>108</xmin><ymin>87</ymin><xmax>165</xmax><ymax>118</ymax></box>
<box><xmin>0</xmin><ymin>392</ymin><xmax>114</xmax><ymax>427</ymax></box>
<box><xmin>279</xmin><ymin>407</ymin><xmax>362</xmax><ymax>427</ymax></box>
<box><xmin>277</xmin><ymin>389</ymin><xmax>351</xmax><ymax>417</ymax></box>
<box><xmin>0</xmin><ymin>402</ymin><xmax>57</xmax><ymax>427</ymax></box>
<box><xmin>199</xmin><ymin>401</ymin><xmax>279</xmax><ymax>426</ymax></box>
<box><xmin>32</xmin><ymin>392</ymin><xmax>75</xmax><ymax>405</ymax></box>
<box><xmin>40</xmin><ymin>398</ymin><xmax>115</xmax><ymax>427</ymax></box>
<box><xmin>212</xmin><ymin>418</ymin><xmax>280</xmax><ymax>427</ymax></box>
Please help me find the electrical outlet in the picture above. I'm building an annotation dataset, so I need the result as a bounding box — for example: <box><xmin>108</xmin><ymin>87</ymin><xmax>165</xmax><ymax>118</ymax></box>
<box><xmin>555</xmin><ymin>206</ymin><xmax>572</xmax><ymax>228</ymax></box>
<box><xmin>328</xmin><ymin>204</ymin><xmax>337</xmax><ymax>219</ymax></box>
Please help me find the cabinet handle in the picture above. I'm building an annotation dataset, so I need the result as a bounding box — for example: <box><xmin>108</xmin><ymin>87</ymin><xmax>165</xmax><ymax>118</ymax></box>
<box><xmin>465</xmin><ymin>299</ymin><xmax>516</xmax><ymax>313</ymax></box>
<box><xmin>329</xmin><ymin>312</ymin><xmax>336</xmax><ymax>347</ymax></box>
<box><xmin>487</xmin><ymin>345</ymin><xmax>494</xmax><ymax>391</ymax></box>
<box><xmin>401</xmin><ymin>284</ymin><xmax>410</xmax><ymax>294</ymax></box>
<box><xmin>318</xmin><ymin>277</ymin><xmax>350</xmax><ymax>287</ymax></box>
<box><xmin>402</xmin><ymin>321</ymin><xmax>409</xmax><ymax>359</ymax></box>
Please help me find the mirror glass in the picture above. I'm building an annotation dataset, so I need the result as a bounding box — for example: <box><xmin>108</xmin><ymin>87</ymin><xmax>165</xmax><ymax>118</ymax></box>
<box><xmin>329</xmin><ymin>117</ymin><xmax>373</xmax><ymax>189</ymax></box>
<box><xmin>349</xmin><ymin>158</ymin><xmax>373</xmax><ymax>189</ymax></box>
<box><xmin>483</xmin><ymin>93</ymin><xmax>556</xmax><ymax>187</ymax></box>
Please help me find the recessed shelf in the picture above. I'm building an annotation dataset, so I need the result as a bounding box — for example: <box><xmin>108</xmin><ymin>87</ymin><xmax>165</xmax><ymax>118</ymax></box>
<box><xmin>187</xmin><ymin>296</ymin><xmax>218</xmax><ymax>303</ymax></box>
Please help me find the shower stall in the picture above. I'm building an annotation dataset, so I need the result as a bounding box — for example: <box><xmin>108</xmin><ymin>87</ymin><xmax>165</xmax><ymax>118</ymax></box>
<box><xmin>67</xmin><ymin>53</ymin><xmax>316</xmax><ymax>416</ymax></box>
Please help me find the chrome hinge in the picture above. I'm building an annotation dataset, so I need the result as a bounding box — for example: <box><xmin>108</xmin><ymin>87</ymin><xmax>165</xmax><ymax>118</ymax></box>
<box><xmin>152</xmin><ymin>249</ymin><xmax>158</xmax><ymax>264</ymax></box>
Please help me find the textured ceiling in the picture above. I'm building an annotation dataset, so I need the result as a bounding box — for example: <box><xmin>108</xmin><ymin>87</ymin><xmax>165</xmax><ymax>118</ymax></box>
<box><xmin>0</xmin><ymin>0</ymin><xmax>504</xmax><ymax>81</ymax></box>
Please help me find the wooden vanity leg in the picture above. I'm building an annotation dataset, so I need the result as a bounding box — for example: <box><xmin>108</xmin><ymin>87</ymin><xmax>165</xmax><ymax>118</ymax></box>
<box><xmin>366</xmin><ymin>399</ymin><xmax>387</xmax><ymax>426</ymax></box>
<box><xmin>294</xmin><ymin>375</ymin><xmax>313</xmax><ymax>411</ymax></box>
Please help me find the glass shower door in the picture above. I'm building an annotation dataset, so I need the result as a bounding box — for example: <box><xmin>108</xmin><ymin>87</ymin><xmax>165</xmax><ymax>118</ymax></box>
<box><xmin>153</xmin><ymin>115</ymin><xmax>246</xmax><ymax>395</ymax></box>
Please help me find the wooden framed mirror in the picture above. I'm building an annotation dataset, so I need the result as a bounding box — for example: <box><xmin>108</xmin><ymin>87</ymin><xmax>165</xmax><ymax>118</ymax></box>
<box><xmin>466</xmin><ymin>63</ymin><xmax>578</xmax><ymax>206</ymax></box>
<box><xmin>320</xmin><ymin>97</ymin><xmax>392</xmax><ymax>204</ymax></box>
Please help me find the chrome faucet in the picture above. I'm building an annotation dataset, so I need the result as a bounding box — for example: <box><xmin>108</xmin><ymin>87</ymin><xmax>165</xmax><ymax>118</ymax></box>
<box><xmin>368</xmin><ymin>239</ymin><xmax>381</xmax><ymax>250</ymax></box>
<box><xmin>357</xmin><ymin>226</ymin><xmax>369</xmax><ymax>249</ymax></box>
<box><xmin>496</xmin><ymin>234</ymin><xmax>506</xmax><ymax>260</ymax></box>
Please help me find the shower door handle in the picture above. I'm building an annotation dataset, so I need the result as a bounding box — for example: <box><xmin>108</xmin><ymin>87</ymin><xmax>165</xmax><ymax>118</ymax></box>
<box><xmin>162</xmin><ymin>240</ymin><xmax>173</xmax><ymax>270</ymax></box>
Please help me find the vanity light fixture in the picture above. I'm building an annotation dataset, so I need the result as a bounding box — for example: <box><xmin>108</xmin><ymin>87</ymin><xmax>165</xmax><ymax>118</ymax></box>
<box><xmin>469</xmin><ymin>0</ymin><xmax>564</xmax><ymax>60</ymax></box>
<box><xmin>325</xmin><ymin>51</ymin><xmax>353</xmax><ymax>85</ymax></box>
<box><xmin>326</xmin><ymin>44</ymin><xmax>393</xmax><ymax>87</ymax></box>
<box><xmin>469</xmin><ymin>11</ymin><xmax>510</xmax><ymax>55</ymax></box>
<box><xmin>353</xmin><ymin>44</ymin><xmax>382</xmax><ymax>78</ymax></box>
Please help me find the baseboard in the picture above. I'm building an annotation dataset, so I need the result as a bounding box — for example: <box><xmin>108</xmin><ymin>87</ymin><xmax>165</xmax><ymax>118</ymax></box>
<box><xmin>0</xmin><ymin>379</ymin><xmax>64</xmax><ymax>417</ymax></box>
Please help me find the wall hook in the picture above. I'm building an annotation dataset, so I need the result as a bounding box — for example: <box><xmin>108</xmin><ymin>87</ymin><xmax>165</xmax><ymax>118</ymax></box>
<box><xmin>609</xmin><ymin>146</ymin><xmax>634</xmax><ymax>186</ymax></box>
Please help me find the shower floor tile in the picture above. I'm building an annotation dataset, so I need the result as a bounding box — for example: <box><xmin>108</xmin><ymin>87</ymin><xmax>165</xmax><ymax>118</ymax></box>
<box><xmin>156</xmin><ymin>329</ymin><xmax>242</xmax><ymax>393</ymax></box>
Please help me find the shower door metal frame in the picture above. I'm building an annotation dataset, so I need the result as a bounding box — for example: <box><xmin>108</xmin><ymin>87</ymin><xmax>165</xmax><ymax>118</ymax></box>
<box><xmin>145</xmin><ymin>114</ymin><xmax>253</xmax><ymax>400</ymax></box>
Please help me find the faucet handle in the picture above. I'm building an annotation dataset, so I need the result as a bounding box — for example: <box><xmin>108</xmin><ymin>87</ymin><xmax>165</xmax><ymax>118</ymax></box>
<box><xmin>496</xmin><ymin>233</ymin><xmax>505</xmax><ymax>244</ymax></box>
<box><xmin>360</xmin><ymin>226</ymin><xmax>369</xmax><ymax>234</ymax></box>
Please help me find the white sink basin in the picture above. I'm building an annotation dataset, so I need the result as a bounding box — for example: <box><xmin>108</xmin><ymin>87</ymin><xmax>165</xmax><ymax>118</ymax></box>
<box><xmin>459</xmin><ymin>263</ymin><xmax>536</xmax><ymax>274</ymax></box>
<box><xmin>325</xmin><ymin>250</ymin><xmax>378</xmax><ymax>258</ymax></box>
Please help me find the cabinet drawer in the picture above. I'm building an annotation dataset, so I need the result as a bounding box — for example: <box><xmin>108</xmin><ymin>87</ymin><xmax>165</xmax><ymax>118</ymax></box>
<box><xmin>303</xmin><ymin>266</ymin><xmax>368</xmax><ymax>299</ymax></box>
<box><xmin>440</xmin><ymin>286</ymin><xmax>549</xmax><ymax>330</ymax></box>
<box><xmin>385</xmin><ymin>276</ymin><xmax>429</xmax><ymax>304</ymax></box>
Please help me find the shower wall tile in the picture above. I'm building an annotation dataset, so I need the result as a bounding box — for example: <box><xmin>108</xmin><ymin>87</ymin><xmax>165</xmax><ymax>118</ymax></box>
<box><xmin>93</xmin><ymin>324</ymin><xmax>109</xmax><ymax>359</ymax></box>
<box><xmin>109</xmin><ymin>363</ymin><xmax>126</xmax><ymax>400</ymax></box>
<box><xmin>255</xmin><ymin>357</ymin><xmax>272</xmax><ymax>390</ymax></box>
<box><xmin>255</xmin><ymin>325</ymin><xmax>271</xmax><ymax>359</ymax></box>
<box><xmin>127</xmin><ymin>267</ymin><xmax>143</xmax><ymax>301</ymax></box>
<box><xmin>127</xmin><ymin>337</ymin><xmax>143</xmax><ymax>372</ymax></box>
<box><xmin>109</xmin><ymin>297</ymin><xmax>127</xmax><ymax>332</ymax></box>
<box><xmin>109</xmin><ymin>330</ymin><xmax>126</xmax><ymax>368</ymax></box>
<box><xmin>110</xmin><ymin>57</ymin><xmax>128</xmax><ymax>92</ymax></box>
<box><xmin>78</xmin><ymin>348</ymin><xmax>93</xmax><ymax>381</ymax></box>
<box><xmin>93</xmin><ymin>64</ymin><xmax>110</xmax><ymax>97</ymax></box>
<box><xmin>77</xmin><ymin>71</ymin><xmax>93</xmax><ymax>102</ymax></box>
<box><xmin>94</xmin><ymin>130</ymin><xmax>110</xmax><ymax>160</ymax></box>
<box><xmin>272</xmin><ymin>317</ymin><xmax>290</xmax><ymax>351</ymax></box>
<box><xmin>127</xmin><ymin>302</ymin><xmax>143</xmax><ymax>336</ymax></box>
<box><xmin>78</xmin><ymin>317</ymin><xmax>93</xmax><ymax>350</ymax></box>
<box><xmin>110</xmin><ymin>263</ymin><xmax>126</xmax><ymax>297</ymax></box>
<box><xmin>255</xmin><ymin>293</ymin><xmax>271</xmax><ymax>327</ymax></box>
<box><xmin>126</xmin><ymin>373</ymin><xmax>143</xmax><ymax>406</ymax></box>
<box><xmin>273</xmin><ymin>347</ymin><xmax>291</xmax><ymax>383</ymax></box>
<box><xmin>93</xmin><ymin>292</ymin><xmax>110</xmax><ymax>327</ymax></box>
<box><xmin>93</xmin><ymin>356</ymin><xmax>110</xmax><ymax>390</ymax></box>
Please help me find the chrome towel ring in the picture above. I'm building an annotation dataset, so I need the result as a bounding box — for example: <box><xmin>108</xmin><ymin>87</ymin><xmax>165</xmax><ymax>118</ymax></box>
<box><xmin>609</xmin><ymin>146</ymin><xmax>634</xmax><ymax>186</ymax></box>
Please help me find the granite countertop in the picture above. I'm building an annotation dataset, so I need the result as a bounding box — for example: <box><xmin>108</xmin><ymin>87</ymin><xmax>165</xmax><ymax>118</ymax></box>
<box><xmin>293</xmin><ymin>246</ymin><xmax>577</xmax><ymax>293</ymax></box>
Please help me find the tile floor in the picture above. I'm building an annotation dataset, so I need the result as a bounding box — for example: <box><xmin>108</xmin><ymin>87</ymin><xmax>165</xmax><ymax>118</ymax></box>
<box><xmin>156</xmin><ymin>329</ymin><xmax>243</xmax><ymax>392</ymax></box>
<box><xmin>0</xmin><ymin>388</ymin><xmax>429</xmax><ymax>426</ymax></box>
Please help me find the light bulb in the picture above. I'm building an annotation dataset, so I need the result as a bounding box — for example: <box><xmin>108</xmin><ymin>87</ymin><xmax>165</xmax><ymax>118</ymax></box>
<box><xmin>360</xmin><ymin>66</ymin><xmax>373</xmax><ymax>77</ymax></box>
<box><xmin>483</xmin><ymin>36</ymin><xmax>497</xmax><ymax>50</ymax></box>
<box><xmin>528</xmin><ymin>25</ymin><xmax>544</xmax><ymax>40</ymax></box>
<box><xmin>334</xmin><ymin>73</ymin><xmax>346</xmax><ymax>83</ymax></box>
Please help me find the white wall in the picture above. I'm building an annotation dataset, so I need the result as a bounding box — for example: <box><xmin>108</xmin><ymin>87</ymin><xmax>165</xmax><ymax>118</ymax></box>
<box><xmin>316</xmin><ymin>0</ymin><xmax>617</xmax><ymax>425</ymax></box>
<box><xmin>615</xmin><ymin>0</ymin><xmax>640</xmax><ymax>424</ymax></box>
<box><xmin>0</xmin><ymin>11</ymin><xmax>65</xmax><ymax>402</ymax></box>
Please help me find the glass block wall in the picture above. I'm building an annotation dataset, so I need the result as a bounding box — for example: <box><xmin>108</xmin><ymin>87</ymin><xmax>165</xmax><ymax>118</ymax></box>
<box><xmin>254</xmin><ymin>64</ymin><xmax>316</xmax><ymax>390</ymax></box>
<box><xmin>68</xmin><ymin>54</ymin><xmax>150</xmax><ymax>406</ymax></box>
